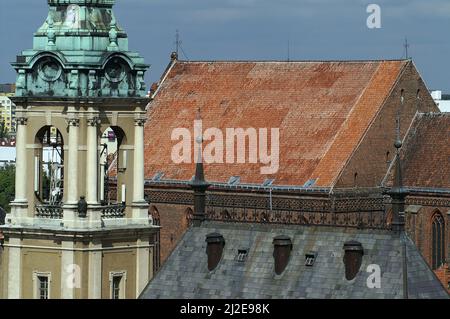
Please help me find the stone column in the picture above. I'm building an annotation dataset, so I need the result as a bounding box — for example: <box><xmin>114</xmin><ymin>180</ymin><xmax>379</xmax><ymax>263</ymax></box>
<box><xmin>67</xmin><ymin>118</ymin><xmax>80</xmax><ymax>204</ymax></box>
<box><xmin>132</xmin><ymin>118</ymin><xmax>148</xmax><ymax>221</ymax></box>
<box><xmin>14</xmin><ymin>117</ymin><xmax>28</xmax><ymax>202</ymax></box>
<box><xmin>63</xmin><ymin>118</ymin><xmax>80</xmax><ymax>225</ymax></box>
<box><xmin>60</xmin><ymin>241</ymin><xmax>75</xmax><ymax>299</ymax></box>
<box><xmin>135</xmin><ymin>238</ymin><xmax>150</xmax><ymax>297</ymax></box>
<box><xmin>9</xmin><ymin>116</ymin><xmax>29</xmax><ymax>224</ymax></box>
<box><xmin>86</xmin><ymin>118</ymin><xmax>99</xmax><ymax>205</ymax></box>
<box><xmin>133</xmin><ymin>118</ymin><xmax>145</xmax><ymax>203</ymax></box>
<box><xmin>7</xmin><ymin>238</ymin><xmax>22</xmax><ymax>299</ymax></box>
<box><xmin>88</xmin><ymin>241</ymin><xmax>102</xmax><ymax>299</ymax></box>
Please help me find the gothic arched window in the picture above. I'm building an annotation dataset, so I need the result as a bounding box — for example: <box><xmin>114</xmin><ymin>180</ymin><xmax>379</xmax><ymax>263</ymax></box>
<box><xmin>431</xmin><ymin>212</ymin><xmax>445</xmax><ymax>270</ymax></box>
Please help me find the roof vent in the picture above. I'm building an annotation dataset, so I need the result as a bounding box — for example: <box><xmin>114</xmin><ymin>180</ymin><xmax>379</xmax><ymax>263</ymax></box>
<box><xmin>205</xmin><ymin>233</ymin><xmax>225</xmax><ymax>271</ymax></box>
<box><xmin>227</xmin><ymin>176</ymin><xmax>241</xmax><ymax>186</ymax></box>
<box><xmin>235</xmin><ymin>249</ymin><xmax>248</xmax><ymax>262</ymax></box>
<box><xmin>303</xmin><ymin>179</ymin><xmax>317</xmax><ymax>187</ymax></box>
<box><xmin>305</xmin><ymin>252</ymin><xmax>318</xmax><ymax>267</ymax></box>
<box><xmin>273</xmin><ymin>235</ymin><xmax>293</xmax><ymax>275</ymax></box>
<box><xmin>152</xmin><ymin>171</ymin><xmax>164</xmax><ymax>181</ymax></box>
<box><xmin>343</xmin><ymin>240</ymin><xmax>364</xmax><ymax>281</ymax></box>
<box><xmin>262</xmin><ymin>179</ymin><xmax>275</xmax><ymax>187</ymax></box>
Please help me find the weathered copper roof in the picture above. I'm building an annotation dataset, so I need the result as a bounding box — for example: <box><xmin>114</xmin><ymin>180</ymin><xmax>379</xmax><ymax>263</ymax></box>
<box><xmin>144</xmin><ymin>60</ymin><xmax>408</xmax><ymax>186</ymax></box>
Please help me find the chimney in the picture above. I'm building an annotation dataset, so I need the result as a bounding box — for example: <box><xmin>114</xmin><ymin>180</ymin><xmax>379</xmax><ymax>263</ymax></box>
<box><xmin>343</xmin><ymin>240</ymin><xmax>364</xmax><ymax>280</ymax></box>
<box><xmin>205</xmin><ymin>233</ymin><xmax>225</xmax><ymax>271</ymax></box>
<box><xmin>273</xmin><ymin>235</ymin><xmax>292</xmax><ymax>275</ymax></box>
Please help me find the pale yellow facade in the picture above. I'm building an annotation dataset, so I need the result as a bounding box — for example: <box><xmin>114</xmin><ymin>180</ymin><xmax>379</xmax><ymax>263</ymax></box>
<box><xmin>0</xmin><ymin>94</ymin><xmax>15</xmax><ymax>134</ymax></box>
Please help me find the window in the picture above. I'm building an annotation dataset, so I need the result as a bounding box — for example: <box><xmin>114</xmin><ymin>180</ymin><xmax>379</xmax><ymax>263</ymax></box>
<box><xmin>431</xmin><ymin>213</ymin><xmax>445</xmax><ymax>270</ymax></box>
<box><xmin>33</xmin><ymin>272</ymin><xmax>51</xmax><ymax>299</ymax></box>
<box><xmin>112</xmin><ymin>276</ymin><xmax>121</xmax><ymax>300</ymax></box>
<box><xmin>236</xmin><ymin>249</ymin><xmax>248</xmax><ymax>262</ymax></box>
<box><xmin>109</xmin><ymin>271</ymin><xmax>126</xmax><ymax>299</ymax></box>
<box><xmin>305</xmin><ymin>252</ymin><xmax>318</xmax><ymax>267</ymax></box>
<box><xmin>38</xmin><ymin>276</ymin><xmax>49</xmax><ymax>299</ymax></box>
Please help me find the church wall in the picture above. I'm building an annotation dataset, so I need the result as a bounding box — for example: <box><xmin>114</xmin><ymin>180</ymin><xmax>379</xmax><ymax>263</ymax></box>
<box><xmin>147</xmin><ymin>202</ymin><xmax>192</xmax><ymax>264</ymax></box>
<box><xmin>335</xmin><ymin>62</ymin><xmax>439</xmax><ymax>188</ymax></box>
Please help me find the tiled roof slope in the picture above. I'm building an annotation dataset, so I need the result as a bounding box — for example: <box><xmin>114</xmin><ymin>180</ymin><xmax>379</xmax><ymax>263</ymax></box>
<box><xmin>141</xmin><ymin>222</ymin><xmax>449</xmax><ymax>299</ymax></box>
<box><xmin>400</xmin><ymin>113</ymin><xmax>450</xmax><ymax>188</ymax></box>
<box><xmin>144</xmin><ymin>60</ymin><xmax>407</xmax><ymax>187</ymax></box>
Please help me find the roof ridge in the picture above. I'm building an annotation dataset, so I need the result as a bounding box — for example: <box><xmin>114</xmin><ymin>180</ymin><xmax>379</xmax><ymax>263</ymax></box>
<box><xmin>175</xmin><ymin>59</ymin><xmax>410</xmax><ymax>63</ymax></box>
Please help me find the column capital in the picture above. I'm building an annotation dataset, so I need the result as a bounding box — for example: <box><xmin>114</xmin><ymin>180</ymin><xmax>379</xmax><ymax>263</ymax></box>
<box><xmin>67</xmin><ymin>118</ymin><xmax>80</xmax><ymax>127</ymax></box>
<box><xmin>87</xmin><ymin>117</ymin><xmax>101</xmax><ymax>127</ymax></box>
<box><xmin>16</xmin><ymin>117</ymin><xmax>28</xmax><ymax>126</ymax></box>
<box><xmin>134</xmin><ymin>118</ymin><xmax>146</xmax><ymax>126</ymax></box>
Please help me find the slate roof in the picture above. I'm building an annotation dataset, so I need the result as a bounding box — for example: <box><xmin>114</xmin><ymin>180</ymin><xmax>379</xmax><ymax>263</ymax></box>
<box><xmin>384</xmin><ymin>112</ymin><xmax>450</xmax><ymax>189</ymax></box>
<box><xmin>144</xmin><ymin>60</ymin><xmax>408</xmax><ymax>187</ymax></box>
<box><xmin>141</xmin><ymin>221</ymin><xmax>449</xmax><ymax>299</ymax></box>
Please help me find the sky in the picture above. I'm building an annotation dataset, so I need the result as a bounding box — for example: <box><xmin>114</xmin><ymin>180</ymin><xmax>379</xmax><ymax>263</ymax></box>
<box><xmin>0</xmin><ymin>0</ymin><xmax>449</xmax><ymax>92</ymax></box>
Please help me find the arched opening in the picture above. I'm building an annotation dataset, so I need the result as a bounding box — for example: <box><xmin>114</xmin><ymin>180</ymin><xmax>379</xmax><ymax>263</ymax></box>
<box><xmin>184</xmin><ymin>207</ymin><xmax>193</xmax><ymax>227</ymax></box>
<box><xmin>35</xmin><ymin>126</ymin><xmax>64</xmax><ymax>205</ymax></box>
<box><xmin>99</xmin><ymin>126</ymin><xmax>126</xmax><ymax>205</ymax></box>
<box><xmin>149</xmin><ymin>206</ymin><xmax>161</xmax><ymax>272</ymax></box>
<box><xmin>431</xmin><ymin>212</ymin><xmax>446</xmax><ymax>270</ymax></box>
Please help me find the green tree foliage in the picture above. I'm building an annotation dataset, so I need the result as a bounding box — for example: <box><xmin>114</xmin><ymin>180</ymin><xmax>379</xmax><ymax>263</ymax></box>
<box><xmin>0</xmin><ymin>164</ymin><xmax>15</xmax><ymax>212</ymax></box>
<box><xmin>0</xmin><ymin>120</ymin><xmax>7</xmax><ymax>138</ymax></box>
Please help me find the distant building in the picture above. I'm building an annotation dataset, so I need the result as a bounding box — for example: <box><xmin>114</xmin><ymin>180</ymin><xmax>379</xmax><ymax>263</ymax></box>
<box><xmin>431</xmin><ymin>90</ymin><xmax>450</xmax><ymax>112</ymax></box>
<box><xmin>0</xmin><ymin>138</ymin><xmax>16</xmax><ymax>167</ymax></box>
<box><xmin>0</xmin><ymin>84</ymin><xmax>16</xmax><ymax>135</ymax></box>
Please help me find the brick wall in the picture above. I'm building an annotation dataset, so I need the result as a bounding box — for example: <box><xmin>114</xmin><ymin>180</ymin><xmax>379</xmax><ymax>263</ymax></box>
<box><xmin>434</xmin><ymin>264</ymin><xmax>450</xmax><ymax>293</ymax></box>
<box><xmin>406</xmin><ymin>202</ymin><xmax>449</xmax><ymax>291</ymax></box>
<box><xmin>336</xmin><ymin>62</ymin><xmax>439</xmax><ymax>187</ymax></box>
<box><xmin>148</xmin><ymin>202</ymin><xmax>193</xmax><ymax>264</ymax></box>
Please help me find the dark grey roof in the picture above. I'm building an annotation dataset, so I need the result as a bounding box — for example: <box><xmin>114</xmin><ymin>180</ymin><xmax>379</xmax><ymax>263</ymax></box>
<box><xmin>141</xmin><ymin>222</ymin><xmax>449</xmax><ymax>299</ymax></box>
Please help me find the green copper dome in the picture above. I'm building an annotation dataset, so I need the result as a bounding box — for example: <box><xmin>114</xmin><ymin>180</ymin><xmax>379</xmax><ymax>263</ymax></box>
<box><xmin>12</xmin><ymin>0</ymin><xmax>149</xmax><ymax>98</ymax></box>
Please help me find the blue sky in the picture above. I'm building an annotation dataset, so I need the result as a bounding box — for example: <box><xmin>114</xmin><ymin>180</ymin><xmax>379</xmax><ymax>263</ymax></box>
<box><xmin>1</xmin><ymin>0</ymin><xmax>449</xmax><ymax>92</ymax></box>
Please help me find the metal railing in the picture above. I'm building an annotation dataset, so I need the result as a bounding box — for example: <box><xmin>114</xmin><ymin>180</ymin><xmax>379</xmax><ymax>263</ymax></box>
<box><xmin>101</xmin><ymin>203</ymin><xmax>126</xmax><ymax>219</ymax></box>
<box><xmin>35</xmin><ymin>204</ymin><xmax>63</xmax><ymax>219</ymax></box>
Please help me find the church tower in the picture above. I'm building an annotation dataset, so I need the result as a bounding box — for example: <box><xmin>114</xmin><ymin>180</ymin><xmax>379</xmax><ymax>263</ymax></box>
<box><xmin>0</xmin><ymin>0</ymin><xmax>157</xmax><ymax>299</ymax></box>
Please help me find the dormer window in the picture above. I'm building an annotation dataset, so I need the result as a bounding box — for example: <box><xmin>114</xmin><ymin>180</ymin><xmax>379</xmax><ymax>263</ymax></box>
<box><xmin>236</xmin><ymin>249</ymin><xmax>248</xmax><ymax>262</ymax></box>
<box><xmin>305</xmin><ymin>252</ymin><xmax>317</xmax><ymax>267</ymax></box>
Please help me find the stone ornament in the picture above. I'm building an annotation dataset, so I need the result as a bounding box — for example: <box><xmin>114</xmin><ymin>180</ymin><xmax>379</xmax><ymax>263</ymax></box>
<box><xmin>77</xmin><ymin>196</ymin><xmax>88</xmax><ymax>218</ymax></box>
<box><xmin>87</xmin><ymin>117</ymin><xmax>101</xmax><ymax>126</ymax></box>
<box><xmin>38</xmin><ymin>58</ymin><xmax>62</xmax><ymax>82</ymax></box>
<box><xmin>134</xmin><ymin>118</ymin><xmax>146</xmax><ymax>126</ymax></box>
<box><xmin>105</xmin><ymin>59</ymin><xmax>125</xmax><ymax>83</ymax></box>
<box><xmin>67</xmin><ymin>118</ymin><xmax>80</xmax><ymax>127</ymax></box>
<box><xmin>16</xmin><ymin>117</ymin><xmax>28</xmax><ymax>126</ymax></box>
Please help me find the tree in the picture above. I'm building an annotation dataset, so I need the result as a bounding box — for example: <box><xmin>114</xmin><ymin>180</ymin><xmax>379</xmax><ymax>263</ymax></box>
<box><xmin>0</xmin><ymin>164</ymin><xmax>15</xmax><ymax>212</ymax></box>
<box><xmin>0</xmin><ymin>119</ymin><xmax>7</xmax><ymax>138</ymax></box>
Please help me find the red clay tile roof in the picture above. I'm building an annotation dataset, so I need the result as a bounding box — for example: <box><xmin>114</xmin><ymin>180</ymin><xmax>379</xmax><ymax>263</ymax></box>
<box><xmin>398</xmin><ymin>113</ymin><xmax>450</xmax><ymax>189</ymax></box>
<box><xmin>144</xmin><ymin>60</ymin><xmax>407</xmax><ymax>187</ymax></box>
